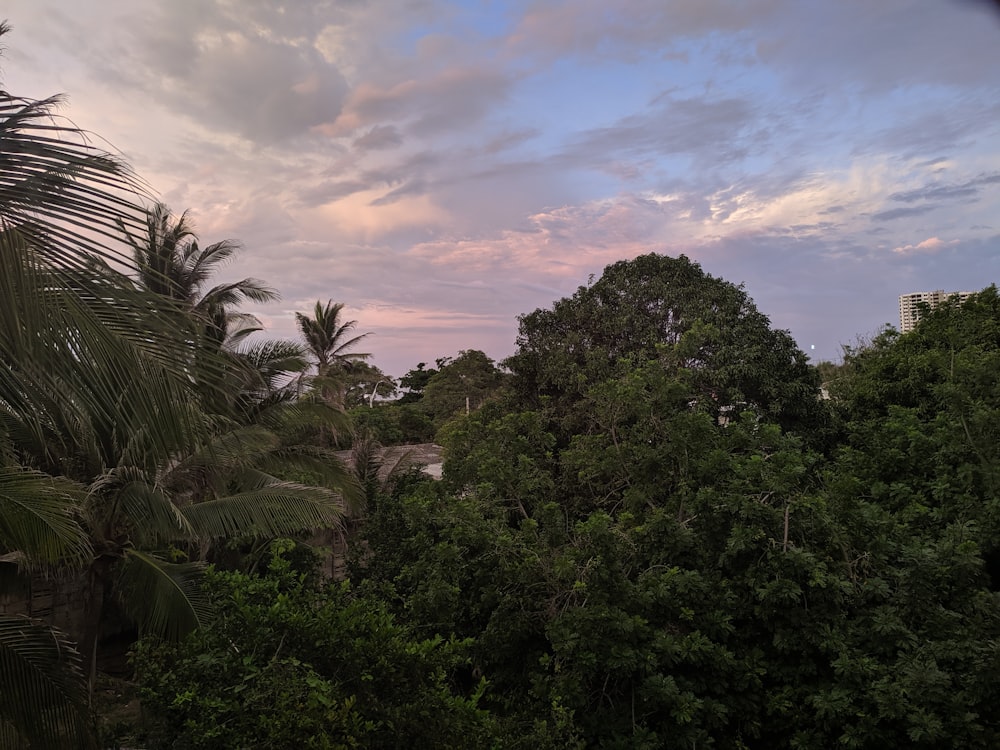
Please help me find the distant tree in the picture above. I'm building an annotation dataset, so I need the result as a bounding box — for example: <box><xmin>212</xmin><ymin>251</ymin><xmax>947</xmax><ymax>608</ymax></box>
<box><xmin>295</xmin><ymin>301</ymin><xmax>371</xmax><ymax>408</ymax></box>
<box><xmin>420</xmin><ymin>350</ymin><xmax>506</xmax><ymax>427</ymax></box>
<box><xmin>814</xmin><ymin>359</ymin><xmax>846</xmax><ymax>384</ymax></box>
<box><xmin>398</xmin><ymin>362</ymin><xmax>439</xmax><ymax>404</ymax></box>
<box><xmin>342</xmin><ymin>362</ymin><xmax>398</xmax><ymax>410</ymax></box>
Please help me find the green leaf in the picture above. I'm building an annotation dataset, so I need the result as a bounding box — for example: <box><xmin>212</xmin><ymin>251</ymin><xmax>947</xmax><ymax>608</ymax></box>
<box><xmin>0</xmin><ymin>614</ymin><xmax>95</xmax><ymax>749</ymax></box>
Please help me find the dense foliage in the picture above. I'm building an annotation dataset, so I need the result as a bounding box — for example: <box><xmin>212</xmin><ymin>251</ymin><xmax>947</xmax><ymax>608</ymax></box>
<box><xmin>99</xmin><ymin>258</ymin><xmax>1000</xmax><ymax>749</ymax></box>
<box><xmin>345</xmin><ymin>271</ymin><xmax>1000</xmax><ymax>748</ymax></box>
<box><xmin>506</xmin><ymin>254</ymin><xmax>824</xmax><ymax>438</ymax></box>
<box><xmin>133</xmin><ymin>544</ymin><xmax>495</xmax><ymax>750</ymax></box>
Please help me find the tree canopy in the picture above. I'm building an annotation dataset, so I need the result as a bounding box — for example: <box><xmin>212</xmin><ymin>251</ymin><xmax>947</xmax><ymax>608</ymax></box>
<box><xmin>507</xmin><ymin>253</ymin><xmax>824</xmax><ymax>438</ymax></box>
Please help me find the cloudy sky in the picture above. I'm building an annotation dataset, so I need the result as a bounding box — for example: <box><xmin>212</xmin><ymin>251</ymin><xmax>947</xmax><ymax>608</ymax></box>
<box><xmin>4</xmin><ymin>0</ymin><xmax>1000</xmax><ymax>376</ymax></box>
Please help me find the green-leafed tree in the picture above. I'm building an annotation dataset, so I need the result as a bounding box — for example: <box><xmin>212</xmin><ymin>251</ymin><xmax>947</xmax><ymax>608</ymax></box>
<box><xmin>353</xmin><ymin>266</ymin><xmax>1000</xmax><ymax>747</ymax></box>
<box><xmin>133</xmin><ymin>543</ymin><xmax>498</xmax><ymax>749</ymax></box>
<box><xmin>506</xmin><ymin>253</ymin><xmax>825</xmax><ymax>440</ymax></box>
<box><xmin>420</xmin><ymin>350</ymin><xmax>506</xmax><ymax>428</ymax></box>
<box><xmin>341</xmin><ymin>361</ymin><xmax>397</xmax><ymax>410</ymax></box>
<box><xmin>398</xmin><ymin>362</ymin><xmax>439</xmax><ymax>404</ymax></box>
<box><xmin>829</xmin><ymin>287</ymin><xmax>1000</xmax><ymax>541</ymax></box>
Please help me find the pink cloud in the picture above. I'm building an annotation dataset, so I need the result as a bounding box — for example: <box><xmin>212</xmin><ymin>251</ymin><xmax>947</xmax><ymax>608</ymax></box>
<box><xmin>892</xmin><ymin>236</ymin><xmax>959</xmax><ymax>255</ymax></box>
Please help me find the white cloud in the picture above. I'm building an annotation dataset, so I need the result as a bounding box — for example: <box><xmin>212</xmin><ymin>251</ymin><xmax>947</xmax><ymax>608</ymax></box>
<box><xmin>892</xmin><ymin>236</ymin><xmax>959</xmax><ymax>255</ymax></box>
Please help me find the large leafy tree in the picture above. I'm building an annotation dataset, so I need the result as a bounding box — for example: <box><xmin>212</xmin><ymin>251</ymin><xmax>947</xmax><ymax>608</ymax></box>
<box><xmin>353</xmin><ymin>265</ymin><xmax>1000</xmax><ymax>747</ymax></box>
<box><xmin>829</xmin><ymin>286</ymin><xmax>1000</xmax><ymax>560</ymax></box>
<box><xmin>506</xmin><ymin>253</ymin><xmax>824</xmax><ymax>439</ymax></box>
<box><xmin>419</xmin><ymin>350</ymin><xmax>506</xmax><ymax>428</ymax></box>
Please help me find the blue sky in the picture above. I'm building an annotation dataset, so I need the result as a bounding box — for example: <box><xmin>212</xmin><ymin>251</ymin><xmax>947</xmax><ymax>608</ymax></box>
<box><xmin>4</xmin><ymin>0</ymin><xmax>1000</xmax><ymax>376</ymax></box>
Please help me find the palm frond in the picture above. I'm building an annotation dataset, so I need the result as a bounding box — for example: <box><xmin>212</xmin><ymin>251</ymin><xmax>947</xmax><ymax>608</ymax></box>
<box><xmin>0</xmin><ymin>466</ymin><xmax>90</xmax><ymax>568</ymax></box>
<box><xmin>0</xmin><ymin>614</ymin><xmax>95</xmax><ymax>750</ymax></box>
<box><xmin>262</xmin><ymin>445</ymin><xmax>364</xmax><ymax>512</ymax></box>
<box><xmin>88</xmin><ymin>471</ymin><xmax>194</xmax><ymax>547</ymax></box>
<box><xmin>182</xmin><ymin>481</ymin><xmax>344</xmax><ymax>540</ymax></box>
<box><xmin>183</xmin><ymin>238</ymin><xmax>240</xmax><ymax>283</ymax></box>
<box><xmin>166</xmin><ymin>424</ymin><xmax>279</xmax><ymax>477</ymax></box>
<box><xmin>198</xmin><ymin>277</ymin><xmax>277</xmax><ymax>311</ymax></box>
<box><xmin>254</xmin><ymin>398</ymin><xmax>353</xmax><ymax>444</ymax></box>
<box><xmin>0</xmin><ymin>88</ymin><xmax>150</xmax><ymax>271</ymax></box>
<box><xmin>116</xmin><ymin>549</ymin><xmax>209</xmax><ymax>640</ymax></box>
<box><xmin>0</xmin><ymin>228</ymin><xmax>212</xmax><ymax>470</ymax></box>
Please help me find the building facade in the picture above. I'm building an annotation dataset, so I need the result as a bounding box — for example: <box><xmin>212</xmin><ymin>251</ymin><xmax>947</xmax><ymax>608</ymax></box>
<box><xmin>898</xmin><ymin>290</ymin><xmax>975</xmax><ymax>333</ymax></box>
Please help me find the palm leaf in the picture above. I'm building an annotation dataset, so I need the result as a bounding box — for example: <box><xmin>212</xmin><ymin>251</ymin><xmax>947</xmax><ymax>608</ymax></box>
<box><xmin>161</xmin><ymin>424</ymin><xmax>281</xmax><ymax>497</ymax></box>
<box><xmin>0</xmin><ymin>89</ymin><xmax>149</xmax><ymax>270</ymax></box>
<box><xmin>88</xmin><ymin>469</ymin><xmax>194</xmax><ymax>547</ymax></box>
<box><xmin>259</xmin><ymin>445</ymin><xmax>364</xmax><ymax>512</ymax></box>
<box><xmin>116</xmin><ymin>549</ymin><xmax>209</xmax><ymax>640</ymax></box>
<box><xmin>0</xmin><ymin>229</ymin><xmax>211</xmax><ymax>472</ymax></box>
<box><xmin>181</xmin><ymin>481</ymin><xmax>344</xmax><ymax>540</ymax></box>
<box><xmin>0</xmin><ymin>614</ymin><xmax>95</xmax><ymax>750</ymax></box>
<box><xmin>253</xmin><ymin>394</ymin><xmax>352</xmax><ymax>437</ymax></box>
<box><xmin>0</xmin><ymin>466</ymin><xmax>90</xmax><ymax>568</ymax></box>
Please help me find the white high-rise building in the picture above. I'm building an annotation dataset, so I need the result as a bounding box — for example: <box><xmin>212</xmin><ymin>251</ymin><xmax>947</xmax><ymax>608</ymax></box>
<box><xmin>898</xmin><ymin>290</ymin><xmax>976</xmax><ymax>333</ymax></box>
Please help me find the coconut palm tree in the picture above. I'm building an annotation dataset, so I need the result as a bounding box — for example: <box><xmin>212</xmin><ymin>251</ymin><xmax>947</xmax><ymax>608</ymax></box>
<box><xmin>0</xmin><ymin>22</ymin><xmax>355</xmax><ymax>741</ymax></box>
<box><xmin>0</xmin><ymin>20</ymin><xmax>174</xmax><ymax>743</ymax></box>
<box><xmin>123</xmin><ymin>202</ymin><xmax>276</xmax><ymax>341</ymax></box>
<box><xmin>296</xmin><ymin>300</ymin><xmax>372</xmax><ymax>408</ymax></box>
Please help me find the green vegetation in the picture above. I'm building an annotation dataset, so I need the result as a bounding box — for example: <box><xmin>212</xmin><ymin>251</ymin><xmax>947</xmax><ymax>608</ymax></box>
<box><xmin>347</xmin><ymin>269</ymin><xmax>1000</xmax><ymax>748</ymax></box>
<box><xmin>3</xmin><ymin>20</ymin><xmax>1000</xmax><ymax>750</ymax></box>
<box><xmin>0</xmin><ymin>26</ymin><xmax>357</xmax><ymax>748</ymax></box>
<box><xmin>132</xmin><ymin>543</ymin><xmax>495</xmax><ymax>749</ymax></box>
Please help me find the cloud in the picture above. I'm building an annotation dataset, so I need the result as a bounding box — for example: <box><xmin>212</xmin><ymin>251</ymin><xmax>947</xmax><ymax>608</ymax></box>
<box><xmin>310</xmin><ymin>188</ymin><xmax>451</xmax><ymax>243</ymax></box>
<box><xmin>888</xmin><ymin>171</ymin><xmax>1000</xmax><ymax>204</ymax></box>
<box><xmin>871</xmin><ymin>205</ymin><xmax>939</xmax><ymax>222</ymax></box>
<box><xmin>567</xmin><ymin>96</ymin><xmax>759</xmax><ymax>165</ymax></box>
<box><xmin>353</xmin><ymin>125</ymin><xmax>403</xmax><ymax>151</ymax></box>
<box><xmin>94</xmin><ymin>1</ymin><xmax>355</xmax><ymax>143</ymax></box>
<box><xmin>756</xmin><ymin>0</ymin><xmax>1000</xmax><ymax>93</ymax></box>
<box><xmin>9</xmin><ymin>0</ymin><xmax>1000</xmax><ymax>379</ymax></box>
<box><xmin>505</xmin><ymin>0</ymin><xmax>783</xmax><ymax>62</ymax></box>
<box><xmin>889</xmin><ymin>183</ymin><xmax>979</xmax><ymax>204</ymax></box>
<box><xmin>321</xmin><ymin>67</ymin><xmax>512</xmax><ymax>139</ymax></box>
<box><xmin>892</xmin><ymin>236</ymin><xmax>959</xmax><ymax>255</ymax></box>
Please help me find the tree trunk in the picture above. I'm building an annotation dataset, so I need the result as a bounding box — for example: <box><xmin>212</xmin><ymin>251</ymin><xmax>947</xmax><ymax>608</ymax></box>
<box><xmin>80</xmin><ymin>559</ymin><xmax>109</xmax><ymax>699</ymax></box>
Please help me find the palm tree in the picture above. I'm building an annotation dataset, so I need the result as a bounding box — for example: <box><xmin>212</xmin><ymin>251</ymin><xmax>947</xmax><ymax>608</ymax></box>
<box><xmin>0</xmin><ymin>19</ymin><xmax>173</xmax><ymax>744</ymax></box>
<box><xmin>296</xmin><ymin>300</ymin><xmax>372</xmax><ymax>409</ymax></box>
<box><xmin>0</xmin><ymin>22</ymin><xmax>356</xmax><ymax>739</ymax></box>
<box><xmin>123</xmin><ymin>202</ymin><xmax>276</xmax><ymax>342</ymax></box>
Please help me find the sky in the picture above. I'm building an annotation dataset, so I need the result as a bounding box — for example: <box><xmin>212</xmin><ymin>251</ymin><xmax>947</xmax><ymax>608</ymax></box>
<box><xmin>4</xmin><ymin>0</ymin><xmax>1000</xmax><ymax>377</ymax></box>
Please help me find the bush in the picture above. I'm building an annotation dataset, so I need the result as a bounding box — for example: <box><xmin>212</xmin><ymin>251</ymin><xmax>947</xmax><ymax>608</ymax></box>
<box><xmin>133</xmin><ymin>543</ymin><xmax>497</xmax><ymax>749</ymax></box>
